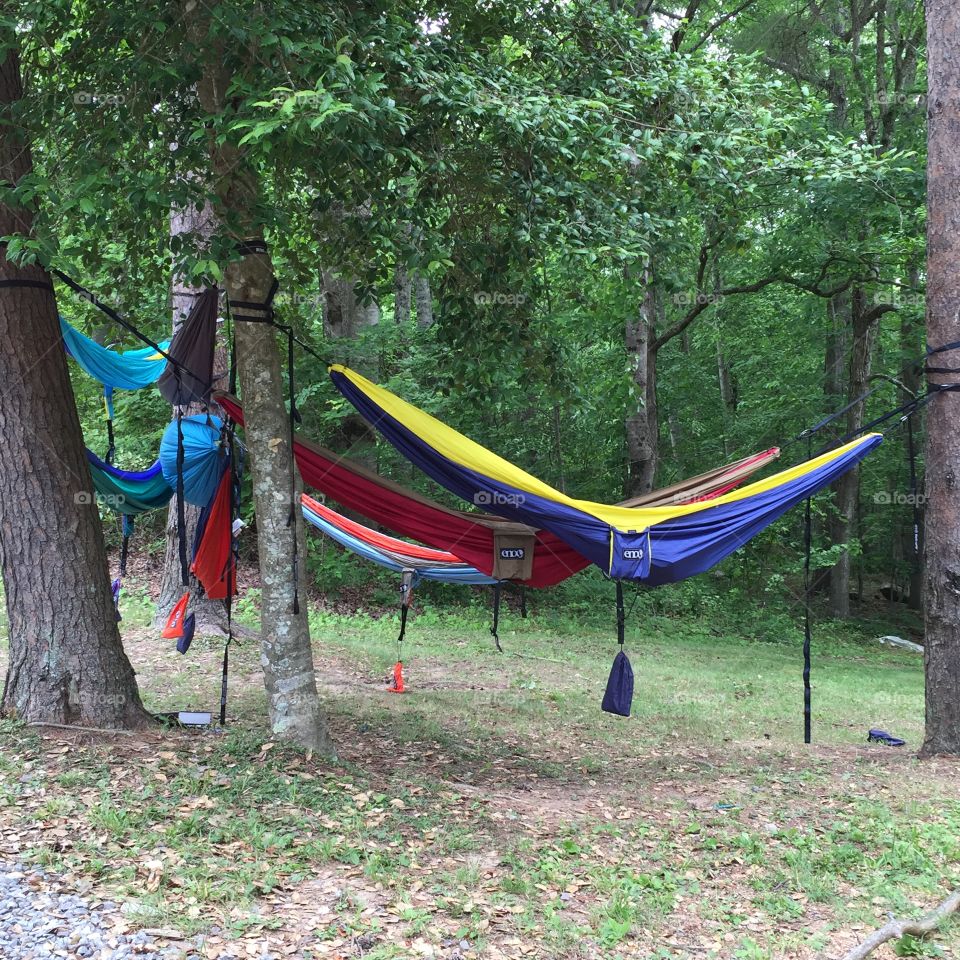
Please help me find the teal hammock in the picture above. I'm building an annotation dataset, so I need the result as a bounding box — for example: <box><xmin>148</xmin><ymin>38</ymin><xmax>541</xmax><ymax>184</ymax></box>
<box><xmin>86</xmin><ymin>451</ymin><xmax>173</xmax><ymax>516</ymax></box>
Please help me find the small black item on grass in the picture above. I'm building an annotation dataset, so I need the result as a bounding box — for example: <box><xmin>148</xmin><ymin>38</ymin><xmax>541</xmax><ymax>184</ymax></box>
<box><xmin>867</xmin><ymin>728</ymin><xmax>906</xmax><ymax>746</ymax></box>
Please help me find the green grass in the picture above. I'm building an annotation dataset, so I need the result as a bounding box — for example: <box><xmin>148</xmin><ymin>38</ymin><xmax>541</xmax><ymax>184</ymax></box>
<box><xmin>0</xmin><ymin>591</ymin><xmax>956</xmax><ymax>958</ymax></box>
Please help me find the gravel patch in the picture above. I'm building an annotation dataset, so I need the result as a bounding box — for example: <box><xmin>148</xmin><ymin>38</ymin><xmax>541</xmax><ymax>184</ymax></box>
<box><xmin>0</xmin><ymin>860</ymin><xmax>193</xmax><ymax>960</ymax></box>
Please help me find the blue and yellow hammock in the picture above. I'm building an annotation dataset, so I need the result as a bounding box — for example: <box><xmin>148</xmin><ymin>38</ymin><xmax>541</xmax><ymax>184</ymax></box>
<box><xmin>329</xmin><ymin>365</ymin><xmax>883</xmax><ymax>584</ymax></box>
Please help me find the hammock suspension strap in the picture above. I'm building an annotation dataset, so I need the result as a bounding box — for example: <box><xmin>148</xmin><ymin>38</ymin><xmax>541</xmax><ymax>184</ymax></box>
<box><xmin>491</xmin><ymin>581</ymin><xmax>504</xmax><ymax>652</ymax></box>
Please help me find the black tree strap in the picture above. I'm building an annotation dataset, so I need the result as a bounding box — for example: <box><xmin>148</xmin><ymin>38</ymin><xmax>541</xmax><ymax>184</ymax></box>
<box><xmin>0</xmin><ymin>278</ymin><xmax>54</xmax><ymax>291</ymax></box>
<box><xmin>105</xmin><ymin>417</ymin><xmax>116</xmax><ymax>465</ymax></box>
<box><xmin>802</xmin><ymin>437</ymin><xmax>813</xmax><ymax>745</ymax></box>
<box><xmin>616</xmin><ymin>581</ymin><xmax>625</xmax><ymax>648</ymax></box>
<box><xmin>285</xmin><ymin>320</ymin><xmax>301</xmax><ymax>615</ymax></box>
<box><xmin>175</xmin><ymin>409</ymin><xmax>189</xmax><ymax>586</ymax></box>
<box><xmin>788</xmin><ymin>341</ymin><xmax>960</xmax><ymax>450</ymax></box>
<box><xmin>235</xmin><ymin>239</ymin><xmax>269</xmax><ymax>256</ymax></box>
<box><xmin>51</xmin><ymin>269</ymin><xmax>212</xmax><ymax>389</ymax></box>
<box><xmin>396</xmin><ymin>568</ymin><xmax>414</xmax><ymax>652</ymax></box>
<box><xmin>219</xmin><ymin>641</ymin><xmax>230</xmax><ymax>727</ymax></box>
<box><xmin>119</xmin><ymin>515</ymin><xmax>133</xmax><ymax>577</ymax></box>
<box><xmin>220</xmin><ymin>424</ymin><xmax>243</xmax><ymax>727</ymax></box>
<box><xmin>225</xmin><ymin>301</ymin><xmax>237</xmax><ymax>396</ymax></box>
<box><xmin>907</xmin><ymin>413</ymin><xmax>921</xmax><ymax>567</ymax></box>
<box><xmin>491</xmin><ymin>581</ymin><xmax>503</xmax><ymax>652</ymax></box>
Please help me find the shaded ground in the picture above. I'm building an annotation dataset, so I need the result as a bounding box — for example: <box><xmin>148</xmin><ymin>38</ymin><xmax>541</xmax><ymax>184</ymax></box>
<box><xmin>0</xmin><ymin>585</ymin><xmax>957</xmax><ymax>959</ymax></box>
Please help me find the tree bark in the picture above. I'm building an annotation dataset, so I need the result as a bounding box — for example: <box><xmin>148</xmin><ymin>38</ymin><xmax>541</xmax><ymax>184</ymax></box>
<box><xmin>188</xmin><ymin>5</ymin><xmax>332</xmax><ymax>754</ymax></box>
<box><xmin>921</xmin><ymin>0</ymin><xmax>960</xmax><ymax>757</ymax></box>
<box><xmin>394</xmin><ymin>262</ymin><xmax>412</xmax><ymax>325</ymax></box>
<box><xmin>321</xmin><ymin>271</ymin><xmax>380</xmax><ymax>340</ymax></box>
<box><xmin>415</xmin><ymin>274</ymin><xmax>434</xmax><ymax>329</ymax></box>
<box><xmin>154</xmin><ymin>198</ymin><xmax>229</xmax><ymax>633</ymax></box>
<box><xmin>0</xmin><ymin>42</ymin><xmax>147</xmax><ymax>728</ymax></box>
<box><xmin>625</xmin><ymin>272</ymin><xmax>659</xmax><ymax>496</ymax></box>
<box><xmin>829</xmin><ymin>287</ymin><xmax>877</xmax><ymax>618</ymax></box>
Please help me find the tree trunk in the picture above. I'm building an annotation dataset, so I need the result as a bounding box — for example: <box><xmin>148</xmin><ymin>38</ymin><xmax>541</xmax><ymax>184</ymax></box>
<box><xmin>154</xmin><ymin>198</ymin><xmax>228</xmax><ymax>633</ymax></box>
<box><xmin>415</xmin><ymin>274</ymin><xmax>434</xmax><ymax>329</ymax></box>
<box><xmin>321</xmin><ymin>271</ymin><xmax>379</xmax><ymax>467</ymax></box>
<box><xmin>189</xmin><ymin>8</ymin><xmax>332</xmax><ymax>755</ymax></box>
<box><xmin>921</xmin><ymin>0</ymin><xmax>960</xmax><ymax>756</ymax></box>
<box><xmin>829</xmin><ymin>287</ymin><xmax>877</xmax><ymax>618</ymax></box>
<box><xmin>0</xmin><ymin>42</ymin><xmax>148</xmax><ymax>729</ymax></box>
<box><xmin>394</xmin><ymin>262</ymin><xmax>412</xmax><ymax>325</ymax></box>
<box><xmin>625</xmin><ymin>273</ymin><xmax>659</xmax><ymax>496</ymax></box>
<box><xmin>322</xmin><ymin>271</ymin><xmax>380</xmax><ymax>341</ymax></box>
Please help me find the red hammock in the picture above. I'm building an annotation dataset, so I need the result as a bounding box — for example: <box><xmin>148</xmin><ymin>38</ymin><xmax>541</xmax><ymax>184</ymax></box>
<box><xmin>192</xmin><ymin>469</ymin><xmax>236</xmax><ymax>600</ymax></box>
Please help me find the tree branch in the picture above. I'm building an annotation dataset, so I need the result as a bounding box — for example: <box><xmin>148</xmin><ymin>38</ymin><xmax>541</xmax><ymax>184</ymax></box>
<box><xmin>688</xmin><ymin>0</ymin><xmax>759</xmax><ymax>53</ymax></box>
<box><xmin>655</xmin><ymin>270</ymin><xmax>856</xmax><ymax>351</ymax></box>
<box><xmin>833</xmin><ymin>889</ymin><xmax>960</xmax><ymax>960</ymax></box>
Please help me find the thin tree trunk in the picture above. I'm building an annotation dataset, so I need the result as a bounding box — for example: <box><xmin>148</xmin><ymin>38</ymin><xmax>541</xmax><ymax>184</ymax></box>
<box><xmin>829</xmin><ymin>287</ymin><xmax>877</xmax><ymax>618</ymax></box>
<box><xmin>921</xmin><ymin>0</ymin><xmax>960</xmax><ymax>756</ymax></box>
<box><xmin>415</xmin><ymin>274</ymin><xmax>434</xmax><ymax>329</ymax></box>
<box><xmin>188</xmin><ymin>6</ymin><xmax>332</xmax><ymax>754</ymax></box>
<box><xmin>321</xmin><ymin>270</ymin><xmax>379</xmax><ymax>467</ymax></box>
<box><xmin>394</xmin><ymin>262</ymin><xmax>412</xmax><ymax>325</ymax></box>
<box><xmin>0</xmin><ymin>41</ymin><xmax>148</xmax><ymax>728</ymax></box>
<box><xmin>154</xmin><ymin>199</ymin><xmax>228</xmax><ymax>632</ymax></box>
<box><xmin>625</xmin><ymin>271</ymin><xmax>659</xmax><ymax>496</ymax></box>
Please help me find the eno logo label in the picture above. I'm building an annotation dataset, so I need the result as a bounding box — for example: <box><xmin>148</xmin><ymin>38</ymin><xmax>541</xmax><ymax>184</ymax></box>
<box><xmin>500</xmin><ymin>548</ymin><xmax>525</xmax><ymax>559</ymax></box>
<box><xmin>622</xmin><ymin>548</ymin><xmax>645</xmax><ymax>560</ymax></box>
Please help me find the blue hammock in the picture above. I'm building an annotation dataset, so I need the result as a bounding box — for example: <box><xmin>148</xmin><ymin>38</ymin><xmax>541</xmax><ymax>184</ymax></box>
<box><xmin>61</xmin><ymin>316</ymin><xmax>170</xmax><ymax>419</ymax></box>
<box><xmin>330</xmin><ymin>365</ymin><xmax>883</xmax><ymax>584</ymax></box>
<box><xmin>159</xmin><ymin>415</ymin><xmax>226</xmax><ymax>507</ymax></box>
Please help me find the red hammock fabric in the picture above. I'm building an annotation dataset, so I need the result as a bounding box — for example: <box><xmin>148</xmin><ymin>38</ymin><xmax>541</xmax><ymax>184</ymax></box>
<box><xmin>218</xmin><ymin>393</ymin><xmax>583</xmax><ymax>587</ymax></box>
<box><xmin>192</xmin><ymin>469</ymin><xmax>236</xmax><ymax>600</ymax></box>
<box><xmin>215</xmin><ymin>393</ymin><xmax>777</xmax><ymax>589</ymax></box>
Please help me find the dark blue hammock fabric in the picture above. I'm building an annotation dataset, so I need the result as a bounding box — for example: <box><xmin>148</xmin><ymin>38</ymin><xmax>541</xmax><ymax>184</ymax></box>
<box><xmin>329</xmin><ymin>366</ymin><xmax>883</xmax><ymax>585</ymax></box>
